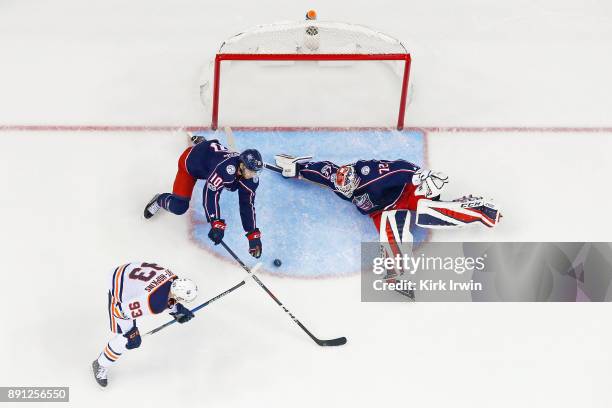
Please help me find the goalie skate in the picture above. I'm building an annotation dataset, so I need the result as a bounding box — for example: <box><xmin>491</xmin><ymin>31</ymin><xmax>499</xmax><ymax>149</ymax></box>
<box><xmin>379</xmin><ymin>244</ymin><xmax>415</xmax><ymax>301</ymax></box>
<box><xmin>384</xmin><ymin>273</ymin><xmax>415</xmax><ymax>300</ymax></box>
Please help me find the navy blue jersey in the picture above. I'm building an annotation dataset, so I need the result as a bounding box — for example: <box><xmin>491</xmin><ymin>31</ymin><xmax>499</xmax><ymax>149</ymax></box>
<box><xmin>185</xmin><ymin>139</ymin><xmax>258</xmax><ymax>232</ymax></box>
<box><xmin>298</xmin><ymin>159</ymin><xmax>420</xmax><ymax>214</ymax></box>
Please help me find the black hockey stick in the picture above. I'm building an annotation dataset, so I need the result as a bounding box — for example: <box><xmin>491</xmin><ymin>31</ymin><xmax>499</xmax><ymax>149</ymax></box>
<box><xmin>263</xmin><ymin>162</ymin><xmax>283</xmax><ymax>173</ymax></box>
<box><xmin>144</xmin><ymin>280</ymin><xmax>246</xmax><ymax>336</ymax></box>
<box><xmin>223</xmin><ymin>127</ymin><xmax>296</xmax><ymax>177</ymax></box>
<box><xmin>219</xmin><ymin>241</ymin><xmax>347</xmax><ymax>347</ymax></box>
<box><xmin>223</xmin><ymin>127</ymin><xmax>302</xmax><ymax>179</ymax></box>
<box><xmin>263</xmin><ymin>161</ymin><xmax>328</xmax><ymax>190</ymax></box>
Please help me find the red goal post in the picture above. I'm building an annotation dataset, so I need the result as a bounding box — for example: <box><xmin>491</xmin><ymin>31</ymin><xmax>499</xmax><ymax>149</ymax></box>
<box><xmin>209</xmin><ymin>21</ymin><xmax>412</xmax><ymax>130</ymax></box>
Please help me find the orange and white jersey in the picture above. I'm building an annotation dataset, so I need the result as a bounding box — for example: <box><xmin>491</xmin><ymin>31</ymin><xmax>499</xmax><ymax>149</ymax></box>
<box><xmin>108</xmin><ymin>262</ymin><xmax>177</xmax><ymax>325</ymax></box>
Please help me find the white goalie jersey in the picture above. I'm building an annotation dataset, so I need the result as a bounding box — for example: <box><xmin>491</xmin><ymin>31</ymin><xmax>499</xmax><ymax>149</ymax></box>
<box><xmin>108</xmin><ymin>262</ymin><xmax>177</xmax><ymax>322</ymax></box>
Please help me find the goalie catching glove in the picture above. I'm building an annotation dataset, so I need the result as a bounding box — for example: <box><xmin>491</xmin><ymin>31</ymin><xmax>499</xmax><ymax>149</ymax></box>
<box><xmin>274</xmin><ymin>154</ymin><xmax>313</xmax><ymax>178</ymax></box>
<box><xmin>412</xmin><ymin>169</ymin><xmax>448</xmax><ymax>199</ymax></box>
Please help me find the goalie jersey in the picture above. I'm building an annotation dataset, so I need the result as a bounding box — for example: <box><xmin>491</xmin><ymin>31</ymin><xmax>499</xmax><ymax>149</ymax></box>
<box><xmin>108</xmin><ymin>262</ymin><xmax>177</xmax><ymax>327</ymax></box>
<box><xmin>297</xmin><ymin>159</ymin><xmax>421</xmax><ymax>214</ymax></box>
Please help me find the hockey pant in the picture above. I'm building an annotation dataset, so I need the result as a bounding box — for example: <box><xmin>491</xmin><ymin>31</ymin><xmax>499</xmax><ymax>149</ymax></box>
<box><xmin>157</xmin><ymin>147</ymin><xmax>195</xmax><ymax>215</ymax></box>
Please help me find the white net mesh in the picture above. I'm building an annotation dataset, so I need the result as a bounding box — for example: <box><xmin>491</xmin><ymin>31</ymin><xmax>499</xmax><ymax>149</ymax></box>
<box><xmin>218</xmin><ymin>21</ymin><xmax>408</xmax><ymax>55</ymax></box>
<box><xmin>201</xmin><ymin>21</ymin><xmax>412</xmax><ymax>128</ymax></box>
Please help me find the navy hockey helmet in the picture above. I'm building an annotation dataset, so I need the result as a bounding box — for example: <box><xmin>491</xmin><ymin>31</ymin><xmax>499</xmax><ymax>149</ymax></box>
<box><xmin>239</xmin><ymin>149</ymin><xmax>263</xmax><ymax>173</ymax></box>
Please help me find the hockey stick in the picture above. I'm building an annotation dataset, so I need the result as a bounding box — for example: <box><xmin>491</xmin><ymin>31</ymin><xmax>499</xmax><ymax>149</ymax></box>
<box><xmin>219</xmin><ymin>241</ymin><xmax>347</xmax><ymax>347</ymax></box>
<box><xmin>263</xmin><ymin>162</ymin><xmax>283</xmax><ymax>173</ymax></box>
<box><xmin>223</xmin><ymin>127</ymin><xmax>319</xmax><ymax>185</ymax></box>
<box><xmin>223</xmin><ymin>126</ymin><xmax>238</xmax><ymax>151</ymax></box>
<box><xmin>262</xmin><ymin>161</ymin><xmax>329</xmax><ymax>190</ymax></box>
<box><xmin>144</xmin><ymin>279</ymin><xmax>246</xmax><ymax>336</ymax></box>
<box><xmin>224</xmin><ymin>127</ymin><xmax>323</xmax><ymax>189</ymax></box>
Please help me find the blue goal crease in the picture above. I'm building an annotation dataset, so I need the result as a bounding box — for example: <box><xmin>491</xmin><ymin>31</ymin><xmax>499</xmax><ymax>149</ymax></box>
<box><xmin>189</xmin><ymin>129</ymin><xmax>427</xmax><ymax>278</ymax></box>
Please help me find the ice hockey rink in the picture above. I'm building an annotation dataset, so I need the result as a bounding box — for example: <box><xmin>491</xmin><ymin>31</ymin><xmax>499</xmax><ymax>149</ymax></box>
<box><xmin>1</xmin><ymin>1</ymin><xmax>612</xmax><ymax>407</ymax></box>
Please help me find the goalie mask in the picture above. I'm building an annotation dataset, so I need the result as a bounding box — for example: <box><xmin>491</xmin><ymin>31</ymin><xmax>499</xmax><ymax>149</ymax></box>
<box><xmin>334</xmin><ymin>165</ymin><xmax>360</xmax><ymax>198</ymax></box>
<box><xmin>170</xmin><ymin>278</ymin><xmax>198</xmax><ymax>303</ymax></box>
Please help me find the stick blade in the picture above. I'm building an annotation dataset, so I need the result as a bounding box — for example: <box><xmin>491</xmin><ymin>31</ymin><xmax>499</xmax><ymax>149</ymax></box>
<box><xmin>317</xmin><ymin>336</ymin><xmax>347</xmax><ymax>347</ymax></box>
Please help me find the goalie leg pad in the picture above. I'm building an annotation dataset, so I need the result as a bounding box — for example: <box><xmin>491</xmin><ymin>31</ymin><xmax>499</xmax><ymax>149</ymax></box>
<box><xmin>370</xmin><ymin>210</ymin><xmax>416</xmax><ymax>300</ymax></box>
<box><xmin>370</xmin><ymin>209</ymin><xmax>414</xmax><ymax>266</ymax></box>
<box><xmin>416</xmin><ymin>197</ymin><xmax>501</xmax><ymax>229</ymax></box>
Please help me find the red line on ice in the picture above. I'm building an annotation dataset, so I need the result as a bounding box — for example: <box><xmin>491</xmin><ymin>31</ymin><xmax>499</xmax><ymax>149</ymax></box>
<box><xmin>1</xmin><ymin>124</ymin><xmax>611</xmax><ymax>133</ymax></box>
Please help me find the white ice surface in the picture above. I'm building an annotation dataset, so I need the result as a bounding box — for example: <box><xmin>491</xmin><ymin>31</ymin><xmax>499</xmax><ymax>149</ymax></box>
<box><xmin>1</xmin><ymin>1</ymin><xmax>612</xmax><ymax>407</ymax></box>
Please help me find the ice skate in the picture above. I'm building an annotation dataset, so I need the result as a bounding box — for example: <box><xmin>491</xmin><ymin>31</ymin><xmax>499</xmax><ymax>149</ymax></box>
<box><xmin>188</xmin><ymin>131</ymin><xmax>206</xmax><ymax>145</ymax></box>
<box><xmin>191</xmin><ymin>135</ymin><xmax>206</xmax><ymax>145</ymax></box>
<box><xmin>144</xmin><ymin>194</ymin><xmax>161</xmax><ymax>219</ymax></box>
<box><xmin>92</xmin><ymin>360</ymin><xmax>108</xmax><ymax>388</ymax></box>
<box><xmin>383</xmin><ymin>268</ymin><xmax>414</xmax><ymax>300</ymax></box>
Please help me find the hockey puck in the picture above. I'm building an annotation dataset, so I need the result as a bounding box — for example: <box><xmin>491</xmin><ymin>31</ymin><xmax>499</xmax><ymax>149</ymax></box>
<box><xmin>273</xmin><ymin>259</ymin><xmax>282</xmax><ymax>267</ymax></box>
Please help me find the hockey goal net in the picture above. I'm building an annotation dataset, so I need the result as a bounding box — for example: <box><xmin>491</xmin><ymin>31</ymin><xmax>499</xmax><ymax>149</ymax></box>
<box><xmin>201</xmin><ymin>21</ymin><xmax>411</xmax><ymax>130</ymax></box>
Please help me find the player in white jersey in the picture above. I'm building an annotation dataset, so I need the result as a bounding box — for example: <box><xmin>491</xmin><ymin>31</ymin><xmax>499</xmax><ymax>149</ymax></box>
<box><xmin>92</xmin><ymin>262</ymin><xmax>198</xmax><ymax>387</ymax></box>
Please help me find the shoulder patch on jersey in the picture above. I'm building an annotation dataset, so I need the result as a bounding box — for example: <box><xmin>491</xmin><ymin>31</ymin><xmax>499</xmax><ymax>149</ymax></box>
<box><xmin>253</xmin><ymin>176</ymin><xmax>259</xmax><ymax>184</ymax></box>
<box><xmin>321</xmin><ymin>164</ymin><xmax>332</xmax><ymax>179</ymax></box>
<box><xmin>360</xmin><ymin>165</ymin><xmax>370</xmax><ymax>176</ymax></box>
<box><xmin>352</xmin><ymin>193</ymin><xmax>375</xmax><ymax>211</ymax></box>
<box><xmin>226</xmin><ymin>164</ymin><xmax>236</xmax><ymax>175</ymax></box>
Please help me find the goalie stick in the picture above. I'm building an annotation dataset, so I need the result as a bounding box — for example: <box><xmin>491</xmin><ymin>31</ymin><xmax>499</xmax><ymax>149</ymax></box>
<box><xmin>220</xmin><ymin>241</ymin><xmax>347</xmax><ymax>347</ymax></box>
<box><xmin>223</xmin><ymin>126</ymin><xmax>238</xmax><ymax>151</ymax></box>
<box><xmin>263</xmin><ymin>161</ymin><xmax>329</xmax><ymax>189</ymax></box>
<box><xmin>263</xmin><ymin>162</ymin><xmax>283</xmax><ymax>173</ymax></box>
<box><xmin>222</xmin><ymin>126</ymin><xmax>323</xmax><ymax>188</ymax></box>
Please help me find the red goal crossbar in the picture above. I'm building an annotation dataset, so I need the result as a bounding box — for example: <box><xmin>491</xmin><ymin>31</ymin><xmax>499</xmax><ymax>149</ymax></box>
<box><xmin>211</xmin><ymin>53</ymin><xmax>411</xmax><ymax>131</ymax></box>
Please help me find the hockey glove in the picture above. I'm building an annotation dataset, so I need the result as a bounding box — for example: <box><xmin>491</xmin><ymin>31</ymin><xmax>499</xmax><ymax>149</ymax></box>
<box><xmin>123</xmin><ymin>326</ymin><xmax>142</xmax><ymax>350</ymax></box>
<box><xmin>208</xmin><ymin>219</ymin><xmax>226</xmax><ymax>245</ymax></box>
<box><xmin>274</xmin><ymin>154</ymin><xmax>313</xmax><ymax>178</ymax></box>
<box><xmin>170</xmin><ymin>303</ymin><xmax>195</xmax><ymax>324</ymax></box>
<box><xmin>246</xmin><ymin>228</ymin><xmax>262</xmax><ymax>258</ymax></box>
<box><xmin>412</xmin><ymin>169</ymin><xmax>448</xmax><ymax>199</ymax></box>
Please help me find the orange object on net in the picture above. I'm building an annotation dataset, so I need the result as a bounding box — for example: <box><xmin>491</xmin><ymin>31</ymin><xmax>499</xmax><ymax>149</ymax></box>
<box><xmin>306</xmin><ymin>9</ymin><xmax>317</xmax><ymax>20</ymax></box>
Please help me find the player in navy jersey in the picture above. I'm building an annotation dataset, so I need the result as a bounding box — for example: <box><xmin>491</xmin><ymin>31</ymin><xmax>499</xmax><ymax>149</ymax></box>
<box><xmin>144</xmin><ymin>138</ymin><xmax>263</xmax><ymax>258</ymax></box>
<box><xmin>275</xmin><ymin>155</ymin><xmax>500</xmax><ymax>278</ymax></box>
